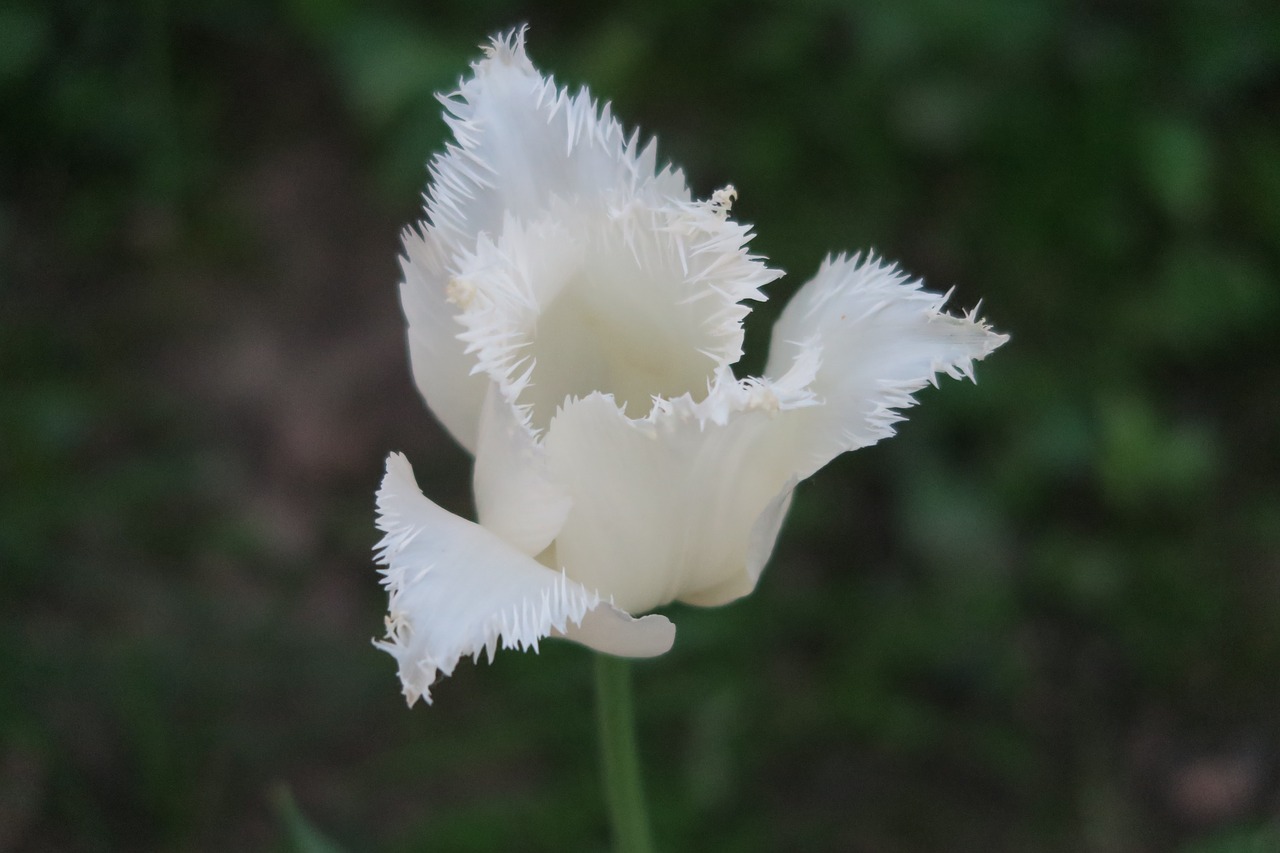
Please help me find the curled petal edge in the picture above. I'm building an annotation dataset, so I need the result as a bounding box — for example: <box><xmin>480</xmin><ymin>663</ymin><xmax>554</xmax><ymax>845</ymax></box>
<box><xmin>556</xmin><ymin>604</ymin><xmax>675</xmax><ymax>658</ymax></box>
<box><xmin>374</xmin><ymin>452</ymin><xmax>672</xmax><ymax>705</ymax></box>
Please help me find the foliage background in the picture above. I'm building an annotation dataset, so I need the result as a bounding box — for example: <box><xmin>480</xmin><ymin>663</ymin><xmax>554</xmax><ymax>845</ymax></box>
<box><xmin>3</xmin><ymin>0</ymin><xmax>1279</xmax><ymax>850</ymax></box>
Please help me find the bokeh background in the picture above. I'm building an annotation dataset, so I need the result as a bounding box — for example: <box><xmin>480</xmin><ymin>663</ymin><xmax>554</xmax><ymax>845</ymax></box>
<box><xmin>3</xmin><ymin>1</ymin><xmax>1279</xmax><ymax>850</ymax></box>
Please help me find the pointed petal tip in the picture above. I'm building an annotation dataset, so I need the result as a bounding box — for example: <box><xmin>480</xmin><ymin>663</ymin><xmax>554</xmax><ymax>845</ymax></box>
<box><xmin>759</xmin><ymin>252</ymin><xmax>1009</xmax><ymax>472</ymax></box>
<box><xmin>483</xmin><ymin>25</ymin><xmax>530</xmax><ymax>61</ymax></box>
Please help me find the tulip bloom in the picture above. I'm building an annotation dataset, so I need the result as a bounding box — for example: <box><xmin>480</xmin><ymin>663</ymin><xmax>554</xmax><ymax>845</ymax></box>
<box><xmin>375</xmin><ymin>29</ymin><xmax>1007</xmax><ymax>704</ymax></box>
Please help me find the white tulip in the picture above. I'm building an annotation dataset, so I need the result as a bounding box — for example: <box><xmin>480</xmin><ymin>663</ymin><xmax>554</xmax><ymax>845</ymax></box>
<box><xmin>375</xmin><ymin>29</ymin><xmax>1007</xmax><ymax>705</ymax></box>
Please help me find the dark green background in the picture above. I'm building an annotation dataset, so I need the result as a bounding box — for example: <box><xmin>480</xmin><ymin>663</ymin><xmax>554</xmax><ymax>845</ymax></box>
<box><xmin>3</xmin><ymin>1</ymin><xmax>1279</xmax><ymax>850</ymax></box>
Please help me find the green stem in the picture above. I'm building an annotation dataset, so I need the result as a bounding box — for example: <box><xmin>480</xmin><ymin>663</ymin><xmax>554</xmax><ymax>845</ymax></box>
<box><xmin>593</xmin><ymin>654</ymin><xmax>655</xmax><ymax>853</ymax></box>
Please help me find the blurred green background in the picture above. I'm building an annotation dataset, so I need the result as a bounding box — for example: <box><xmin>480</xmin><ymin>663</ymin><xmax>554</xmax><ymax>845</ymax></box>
<box><xmin>3</xmin><ymin>0</ymin><xmax>1279</xmax><ymax>850</ymax></box>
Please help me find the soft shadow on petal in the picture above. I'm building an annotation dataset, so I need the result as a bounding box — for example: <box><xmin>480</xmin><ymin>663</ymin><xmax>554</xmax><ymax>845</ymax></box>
<box><xmin>680</xmin><ymin>477</ymin><xmax>797</xmax><ymax>607</ymax></box>
<box><xmin>377</xmin><ymin>452</ymin><xmax>646</xmax><ymax>705</ymax></box>
<box><xmin>473</xmin><ymin>387</ymin><xmax>571</xmax><ymax>556</ymax></box>
<box><xmin>764</xmin><ymin>252</ymin><xmax>1009</xmax><ymax>479</ymax></box>
<box><xmin>544</xmin><ymin>392</ymin><xmax>805</xmax><ymax>614</ymax></box>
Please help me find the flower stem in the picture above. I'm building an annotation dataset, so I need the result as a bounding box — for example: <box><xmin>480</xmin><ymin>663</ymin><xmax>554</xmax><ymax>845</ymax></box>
<box><xmin>593</xmin><ymin>654</ymin><xmax>655</xmax><ymax>853</ymax></box>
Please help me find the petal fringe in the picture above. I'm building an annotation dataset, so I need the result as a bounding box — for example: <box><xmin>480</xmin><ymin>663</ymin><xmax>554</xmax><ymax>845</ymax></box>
<box><xmin>376</xmin><ymin>452</ymin><xmax>670</xmax><ymax>705</ymax></box>
<box><xmin>399</xmin><ymin>27</ymin><xmax>781</xmax><ymax>445</ymax></box>
<box><xmin>450</xmin><ymin>196</ymin><xmax>779</xmax><ymax>431</ymax></box>
<box><xmin>764</xmin><ymin>252</ymin><xmax>1008</xmax><ymax>478</ymax></box>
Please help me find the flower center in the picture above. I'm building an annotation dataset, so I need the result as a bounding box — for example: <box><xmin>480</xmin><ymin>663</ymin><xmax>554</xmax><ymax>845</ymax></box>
<box><xmin>521</xmin><ymin>262</ymin><xmax>718</xmax><ymax>430</ymax></box>
<box><xmin>459</xmin><ymin>195</ymin><xmax>774</xmax><ymax>433</ymax></box>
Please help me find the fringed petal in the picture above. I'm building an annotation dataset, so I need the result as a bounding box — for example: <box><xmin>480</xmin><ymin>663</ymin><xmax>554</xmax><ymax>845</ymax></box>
<box><xmin>398</xmin><ymin>28</ymin><xmax>683</xmax><ymax>452</ymax></box>
<box><xmin>382</xmin><ymin>31</ymin><xmax>1010</xmax><ymax>704</ymax></box>
<box><xmin>764</xmin><ymin>253</ymin><xmax>1009</xmax><ymax>479</ymax></box>
<box><xmin>400</xmin><ymin>229</ymin><xmax>490</xmax><ymax>451</ymax></box>
<box><xmin>539</xmin><ymin>251</ymin><xmax>1005</xmax><ymax>614</ymax></box>
<box><xmin>425</xmin><ymin>27</ymin><xmax>687</xmax><ymax>251</ymax></box>
<box><xmin>450</xmin><ymin>194</ymin><xmax>780</xmax><ymax>432</ymax></box>
<box><xmin>376</xmin><ymin>452</ymin><xmax>628</xmax><ymax>705</ymax></box>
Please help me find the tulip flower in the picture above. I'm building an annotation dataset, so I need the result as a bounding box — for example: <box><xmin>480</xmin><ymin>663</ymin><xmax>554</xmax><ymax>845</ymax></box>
<box><xmin>375</xmin><ymin>28</ymin><xmax>1007</xmax><ymax>705</ymax></box>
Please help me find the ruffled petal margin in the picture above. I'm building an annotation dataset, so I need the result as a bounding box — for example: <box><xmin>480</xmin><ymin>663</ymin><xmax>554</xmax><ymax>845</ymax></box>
<box><xmin>374</xmin><ymin>452</ymin><xmax>673</xmax><ymax>705</ymax></box>
<box><xmin>449</xmin><ymin>192</ymin><xmax>779</xmax><ymax>433</ymax></box>
<box><xmin>399</xmin><ymin>27</ymin><xmax>698</xmax><ymax>451</ymax></box>
<box><xmin>400</xmin><ymin>229</ymin><xmax>490</xmax><ymax>452</ymax></box>
<box><xmin>427</xmin><ymin>27</ymin><xmax>686</xmax><ymax>249</ymax></box>
<box><xmin>537</xmin><ymin>252</ymin><xmax>1006</xmax><ymax>615</ymax></box>
<box><xmin>765</xmin><ymin>252</ymin><xmax>1009</xmax><ymax>478</ymax></box>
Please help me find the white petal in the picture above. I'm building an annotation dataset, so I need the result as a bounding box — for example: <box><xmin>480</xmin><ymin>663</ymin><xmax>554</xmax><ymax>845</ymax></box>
<box><xmin>375</xmin><ymin>452</ymin><xmax>662</xmax><ymax>705</ymax></box>
<box><xmin>398</xmin><ymin>28</ymin><xmax>684</xmax><ymax>452</ymax></box>
<box><xmin>679</xmin><ymin>477</ymin><xmax>797</xmax><ymax>607</ymax></box>
<box><xmin>543</xmin><ymin>388</ymin><xmax>809</xmax><ymax>614</ymax></box>
<box><xmin>555</xmin><ymin>603</ymin><xmax>675</xmax><ymax>657</ymax></box>
<box><xmin>400</xmin><ymin>229</ymin><xmax>489</xmax><ymax>451</ymax></box>
<box><xmin>452</xmin><ymin>196</ymin><xmax>780</xmax><ymax>432</ymax></box>
<box><xmin>427</xmin><ymin>27</ymin><xmax>686</xmax><ymax>252</ymax></box>
<box><xmin>764</xmin><ymin>253</ymin><xmax>1009</xmax><ymax>478</ymax></box>
<box><xmin>473</xmin><ymin>387</ymin><xmax>571</xmax><ymax>556</ymax></box>
<box><xmin>537</xmin><ymin>257</ymin><xmax>1005</xmax><ymax>614</ymax></box>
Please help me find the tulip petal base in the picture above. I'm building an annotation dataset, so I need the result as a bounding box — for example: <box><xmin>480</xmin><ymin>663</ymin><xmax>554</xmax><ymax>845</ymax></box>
<box><xmin>376</xmin><ymin>28</ymin><xmax>1007</xmax><ymax>704</ymax></box>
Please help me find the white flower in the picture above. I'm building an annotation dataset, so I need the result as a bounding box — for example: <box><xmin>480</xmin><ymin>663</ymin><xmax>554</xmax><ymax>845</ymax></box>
<box><xmin>375</xmin><ymin>28</ymin><xmax>1008</xmax><ymax>705</ymax></box>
